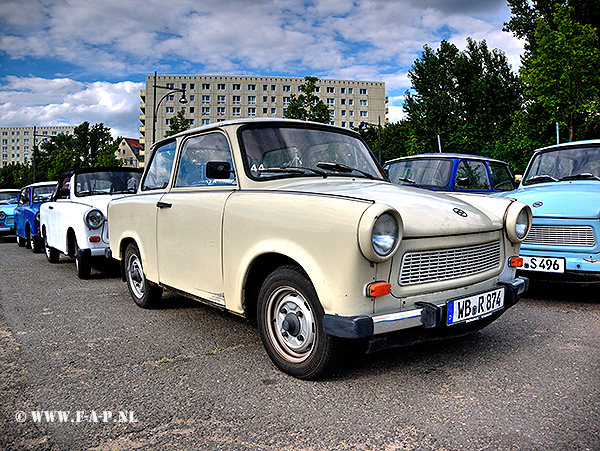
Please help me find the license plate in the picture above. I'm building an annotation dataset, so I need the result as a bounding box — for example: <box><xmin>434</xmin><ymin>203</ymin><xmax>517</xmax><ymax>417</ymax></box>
<box><xmin>447</xmin><ymin>287</ymin><xmax>505</xmax><ymax>326</ymax></box>
<box><xmin>521</xmin><ymin>256</ymin><xmax>565</xmax><ymax>273</ymax></box>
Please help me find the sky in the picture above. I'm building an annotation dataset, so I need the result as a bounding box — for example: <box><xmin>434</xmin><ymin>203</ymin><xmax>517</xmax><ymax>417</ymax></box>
<box><xmin>0</xmin><ymin>0</ymin><xmax>524</xmax><ymax>139</ymax></box>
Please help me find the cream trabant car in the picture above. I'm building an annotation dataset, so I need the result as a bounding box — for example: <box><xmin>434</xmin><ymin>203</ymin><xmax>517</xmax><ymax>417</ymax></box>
<box><xmin>108</xmin><ymin>119</ymin><xmax>531</xmax><ymax>379</ymax></box>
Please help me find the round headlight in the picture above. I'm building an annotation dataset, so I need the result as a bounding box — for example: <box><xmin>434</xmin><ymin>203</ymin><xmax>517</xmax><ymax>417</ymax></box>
<box><xmin>0</xmin><ymin>211</ymin><xmax>5</xmax><ymax>220</ymax></box>
<box><xmin>372</xmin><ymin>213</ymin><xmax>398</xmax><ymax>257</ymax></box>
<box><xmin>505</xmin><ymin>203</ymin><xmax>532</xmax><ymax>243</ymax></box>
<box><xmin>358</xmin><ymin>206</ymin><xmax>403</xmax><ymax>262</ymax></box>
<box><xmin>35</xmin><ymin>212</ymin><xmax>40</xmax><ymax>222</ymax></box>
<box><xmin>85</xmin><ymin>209</ymin><xmax>104</xmax><ymax>229</ymax></box>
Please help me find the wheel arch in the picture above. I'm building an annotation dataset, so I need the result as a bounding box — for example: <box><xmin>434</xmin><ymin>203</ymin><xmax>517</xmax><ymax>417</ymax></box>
<box><xmin>118</xmin><ymin>237</ymin><xmax>138</xmax><ymax>282</ymax></box>
<box><xmin>242</xmin><ymin>253</ymin><xmax>305</xmax><ymax>323</ymax></box>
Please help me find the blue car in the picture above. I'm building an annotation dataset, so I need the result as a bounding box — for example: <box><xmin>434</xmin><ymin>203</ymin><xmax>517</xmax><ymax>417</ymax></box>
<box><xmin>498</xmin><ymin>140</ymin><xmax>600</xmax><ymax>283</ymax></box>
<box><xmin>384</xmin><ymin>153</ymin><xmax>516</xmax><ymax>193</ymax></box>
<box><xmin>0</xmin><ymin>189</ymin><xmax>20</xmax><ymax>237</ymax></box>
<box><xmin>14</xmin><ymin>181</ymin><xmax>57</xmax><ymax>252</ymax></box>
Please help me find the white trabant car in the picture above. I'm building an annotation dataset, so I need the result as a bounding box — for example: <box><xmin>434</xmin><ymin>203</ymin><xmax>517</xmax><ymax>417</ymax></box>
<box><xmin>108</xmin><ymin>119</ymin><xmax>531</xmax><ymax>379</ymax></box>
<box><xmin>40</xmin><ymin>167</ymin><xmax>142</xmax><ymax>278</ymax></box>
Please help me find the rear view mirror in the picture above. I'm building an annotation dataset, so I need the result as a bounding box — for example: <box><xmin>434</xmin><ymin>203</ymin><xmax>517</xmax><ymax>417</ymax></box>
<box><xmin>206</xmin><ymin>161</ymin><xmax>232</xmax><ymax>179</ymax></box>
<box><xmin>456</xmin><ymin>176</ymin><xmax>469</xmax><ymax>187</ymax></box>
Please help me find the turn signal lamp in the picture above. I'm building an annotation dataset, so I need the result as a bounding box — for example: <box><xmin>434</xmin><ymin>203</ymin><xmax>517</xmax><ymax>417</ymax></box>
<box><xmin>508</xmin><ymin>256</ymin><xmax>523</xmax><ymax>268</ymax></box>
<box><xmin>89</xmin><ymin>236</ymin><xmax>101</xmax><ymax>242</ymax></box>
<box><xmin>366</xmin><ymin>281</ymin><xmax>392</xmax><ymax>297</ymax></box>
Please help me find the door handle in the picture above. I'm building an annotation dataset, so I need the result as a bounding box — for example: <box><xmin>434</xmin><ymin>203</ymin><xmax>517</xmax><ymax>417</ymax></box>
<box><xmin>48</xmin><ymin>206</ymin><xmax>54</xmax><ymax>210</ymax></box>
<box><xmin>156</xmin><ymin>201</ymin><xmax>172</xmax><ymax>209</ymax></box>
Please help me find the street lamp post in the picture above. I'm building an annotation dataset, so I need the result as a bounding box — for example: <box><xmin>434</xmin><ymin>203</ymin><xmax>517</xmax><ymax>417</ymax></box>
<box><xmin>151</xmin><ymin>71</ymin><xmax>187</xmax><ymax>146</ymax></box>
<box><xmin>32</xmin><ymin>125</ymin><xmax>54</xmax><ymax>183</ymax></box>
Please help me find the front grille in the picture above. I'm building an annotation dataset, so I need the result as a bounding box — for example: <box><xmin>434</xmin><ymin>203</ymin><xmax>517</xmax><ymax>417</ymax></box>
<box><xmin>524</xmin><ymin>225</ymin><xmax>596</xmax><ymax>247</ymax></box>
<box><xmin>399</xmin><ymin>241</ymin><xmax>501</xmax><ymax>286</ymax></box>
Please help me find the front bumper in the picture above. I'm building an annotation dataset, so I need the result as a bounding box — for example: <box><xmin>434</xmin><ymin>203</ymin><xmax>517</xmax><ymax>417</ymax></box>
<box><xmin>323</xmin><ymin>277</ymin><xmax>528</xmax><ymax>340</ymax></box>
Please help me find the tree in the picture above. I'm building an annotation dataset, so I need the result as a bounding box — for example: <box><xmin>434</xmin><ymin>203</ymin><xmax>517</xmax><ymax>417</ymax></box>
<box><xmin>520</xmin><ymin>6</ymin><xmax>600</xmax><ymax>142</ymax></box>
<box><xmin>166</xmin><ymin>110</ymin><xmax>192</xmax><ymax>137</ymax></box>
<box><xmin>283</xmin><ymin>76</ymin><xmax>330</xmax><ymax>123</ymax></box>
<box><xmin>403</xmin><ymin>39</ymin><xmax>523</xmax><ymax>156</ymax></box>
<box><xmin>354</xmin><ymin>121</ymin><xmax>412</xmax><ymax>163</ymax></box>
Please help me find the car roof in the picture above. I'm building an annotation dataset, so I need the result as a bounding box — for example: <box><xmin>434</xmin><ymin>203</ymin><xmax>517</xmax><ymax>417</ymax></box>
<box><xmin>385</xmin><ymin>153</ymin><xmax>507</xmax><ymax>165</ymax></box>
<box><xmin>60</xmin><ymin>167</ymin><xmax>143</xmax><ymax>178</ymax></box>
<box><xmin>24</xmin><ymin>181</ymin><xmax>58</xmax><ymax>189</ymax></box>
<box><xmin>532</xmin><ymin>139</ymin><xmax>600</xmax><ymax>154</ymax></box>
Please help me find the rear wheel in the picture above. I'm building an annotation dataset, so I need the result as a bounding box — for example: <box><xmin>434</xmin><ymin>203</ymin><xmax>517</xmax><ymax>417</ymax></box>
<box><xmin>125</xmin><ymin>242</ymin><xmax>162</xmax><ymax>308</ymax></box>
<box><xmin>31</xmin><ymin>235</ymin><xmax>43</xmax><ymax>253</ymax></box>
<box><xmin>44</xmin><ymin>231</ymin><xmax>60</xmax><ymax>263</ymax></box>
<box><xmin>257</xmin><ymin>265</ymin><xmax>343</xmax><ymax>380</ymax></box>
<box><xmin>16</xmin><ymin>235</ymin><xmax>26</xmax><ymax>247</ymax></box>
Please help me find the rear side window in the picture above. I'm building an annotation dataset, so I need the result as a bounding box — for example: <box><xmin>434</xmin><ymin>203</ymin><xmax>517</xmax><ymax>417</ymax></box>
<box><xmin>489</xmin><ymin>163</ymin><xmax>515</xmax><ymax>191</ymax></box>
<box><xmin>454</xmin><ymin>160</ymin><xmax>491</xmax><ymax>190</ymax></box>
<box><xmin>142</xmin><ymin>140</ymin><xmax>177</xmax><ymax>191</ymax></box>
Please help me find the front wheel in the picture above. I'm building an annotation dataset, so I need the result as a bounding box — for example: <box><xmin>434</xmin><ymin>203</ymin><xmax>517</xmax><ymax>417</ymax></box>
<box><xmin>16</xmin><ymin>235</ymin><xmax>26</xmax><ymax>247</ymax></box>
<box><xmin>124</xmin><ymin>242</ymin><xmax>162</xmax><ymax>308</ymax></box>
<box><xmin>75</xmin><ymin>239</ymin><xmax>91</xmax><ymax>279</ymax></box>
<box><xmin>257</xmin><ymin>265</ymin><xmax>343</xmax><ymax>380</ymax></box>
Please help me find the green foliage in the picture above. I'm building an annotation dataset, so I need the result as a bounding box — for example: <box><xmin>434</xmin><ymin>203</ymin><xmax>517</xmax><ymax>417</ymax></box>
<box><xmin>354</xmin><ymin>121</ymin><xmax>412</xmax><ymax>164</ymax></box>
<box><xmin>521</xmin><ymin>5</ymin><xmax>600</xmax><ymax>142</ymax></box>
<box><xmin>0</xmin><ymin>122</ymin><xmax>122</xmax><ymax>188</ymax></box>
<box><xmin>166</xmin><ymin>110</ymin><xmax>192</xmax><ymax>137</ymax></box>
<box><xmin>283</xmin><ymin>76</ymin><xmax>331</xmax><ymax>123</ymax></box>
<box><xmin>403</xmin><ymin>38</ymin><xmax>523</xmax><ymax>157</ymax></box>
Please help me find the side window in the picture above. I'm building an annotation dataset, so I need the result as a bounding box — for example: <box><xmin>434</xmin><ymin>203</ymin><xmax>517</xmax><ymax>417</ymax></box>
<box><xmin>454</xmin><ymin>160</ymin><xmax>491</xmax><ymax>190</ymax></box>
<box><xmin>174</xmin><ymin>133</ymin><xmax>235</xmax><ymax>187</ymax></box>
<box><xmin>142</xmin><ymin>140</ymin><xmax>177</xmax><ymax>191</ymax></box>
<box><xmin>18</xmin><ymin>188</ymin><xmax>28</xmax><ymax>205</ymax></box>
<box><xmin>489</xmin><ymin>163</ymin><xmax>515</xmax><ymax>191</ymax></box>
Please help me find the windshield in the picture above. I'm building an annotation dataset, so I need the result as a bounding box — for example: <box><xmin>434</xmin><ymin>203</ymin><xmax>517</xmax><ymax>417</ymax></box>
<box><xmin>240</xmin><ymin>125</ymin><xmax>384</xmax><ymax>180</ymax></box>
<box><xmin>523</xmin><ymin>145</ymin><xmax>600</xmax><ymax>185</ymax></box>
<box><xmin>387</xmin><ymin>158</ymin><xmax>452</xmax><ymax>188</ymax></box>
<box><xmin>75</xmin><ymin>171</ymin><xmax>142</xmax><ymax>197</ymax></box>
<box><xmin>32</xmin><ymin>185</ymin><xmax>56</xmax><ymax>203</ymax></box>
<box><xmin>0</xmin><ymin>191</ymin><xmax>19</xmax><ymax>204</ymax></box>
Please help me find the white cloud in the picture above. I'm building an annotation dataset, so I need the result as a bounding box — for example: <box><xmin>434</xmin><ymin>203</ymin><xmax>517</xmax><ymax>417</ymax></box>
<box><xmin>1</xmin><ymin>76</ymin><xmax>144</xmax><ymax>138</ymax></box>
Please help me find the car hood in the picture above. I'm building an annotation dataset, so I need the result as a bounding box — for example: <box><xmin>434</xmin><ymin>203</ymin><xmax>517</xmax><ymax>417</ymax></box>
<box><xmin>272</xmin><ymin>179</ymin><xmax>510</xmax><ymax>237</ymax></box>
<box><xmin>64</xmin><ymin>194</ymin><xmax>131</xmax><ymax>216</ymax></box>
<box><xmin>0</xmin><ymin>204</ymin><xmax>17</xmax><ymax>214</ymax></box>
<box><xmin>499</xmin><ymin>181</ymin><xmax>600</xmax><ymax>219</ymax></box>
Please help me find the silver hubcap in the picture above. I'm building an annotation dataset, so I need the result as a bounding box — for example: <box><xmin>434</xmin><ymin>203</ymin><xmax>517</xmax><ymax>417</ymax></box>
<box><xmin>127</xmin><ymin>253</ymin><xmax>145</xmax><ymax>299</ymax></box>
<box><xmin>266</xmin><ymin>286</ymin><xmax>316</xmax><ymax>363</ymax></box>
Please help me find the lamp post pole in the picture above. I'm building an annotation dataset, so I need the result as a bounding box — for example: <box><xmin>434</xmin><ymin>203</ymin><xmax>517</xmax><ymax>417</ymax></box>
<box><xmin>32</xmin><ymin>126</ymin><xmax>54</xmax><ymax>183</ymax></box>
<box><xmin>151</xmin><ymin>71</ymin><xmax>187</xmax><ymax>147</ymax></box>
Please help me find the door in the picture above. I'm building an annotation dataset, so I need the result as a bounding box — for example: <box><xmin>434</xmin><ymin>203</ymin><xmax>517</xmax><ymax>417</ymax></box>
<box><xmin>156</xmin><ymin>132</ymin><xmax>236</xmax><ymax>305</ymax></box>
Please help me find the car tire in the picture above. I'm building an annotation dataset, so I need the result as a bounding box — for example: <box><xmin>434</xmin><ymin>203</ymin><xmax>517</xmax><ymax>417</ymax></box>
<box><xmin>44</xmin><ymin>231</ymin><xmax>60</xmax><ymax>263</ymax></box>
<box><xmin>75</xmin><ymin>239</ymin><xmax>91</xmax><ymax>279</ymax></box>
<box><xmin>31</xmin><ymin>235</ymin><xmax>42</xmax><ymax>253</ymax></box>
<box><xmin>16</xmin><ymin>235</ymin><xmax>26</xmax><ymax>247</ymax></box>
<box><xmin>257</xmin><ymin>265</ymin><xmax>344</xmax><ymax>380</ymax></box>
<box><xmin>124</xmin><ymin>242</ymin><xmax>162</xmax><ymax>308</ymax></box>
<box><xmin>25</xmin><ymin>225</ymin><xmax>32</xmax><ymax>249</ymax></box>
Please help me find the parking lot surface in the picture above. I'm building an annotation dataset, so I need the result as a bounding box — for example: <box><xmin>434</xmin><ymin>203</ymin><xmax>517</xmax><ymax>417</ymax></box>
<box><xmin>1</xmin><ymin>238</ymin><xmax>599</xmax><ymax>450</ymax></box>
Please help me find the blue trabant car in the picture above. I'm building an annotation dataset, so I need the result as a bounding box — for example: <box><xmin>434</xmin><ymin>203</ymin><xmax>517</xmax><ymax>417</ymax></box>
<box><xmin>14</xmin><ymin>181</ymin><xmax>57</xmax><ymax>252</ymax></box>
<box><xmin>498</xmin><ymin>140</ymin><xmax>600</xmax><ymax>283</ymax></box>
<box><xmin>384</xmin><ymin>154</ymin><xmax>516</xmax><ymax>193</ymax></box>
<box><xmin>0</xmin><ymin>189</ymin><xmax>20</xmax><ymax>237</ymax></box>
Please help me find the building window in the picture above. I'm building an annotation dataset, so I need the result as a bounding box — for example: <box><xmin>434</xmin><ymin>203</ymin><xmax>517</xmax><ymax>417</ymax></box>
<box><xmin>327</xmin><ymin>87</ymin><xmax>335</xmax><ymax>93</ymax></box>
<box><xmin>348</xmin><ymin>88</ymin><xmax>353</xmax><ymax>94</ymax></box>
<box><xmin>283</xmin><ymin>85</ymin><xmax>291</xmax><ymax>92</ymax></box>
<box><xmin>248</xmin><ymin>107</ymin><xmax>256</xmax><ymax>116</ymax></box>
<box><xmin>360</xmin><ymin>99</ymin><xmax>368</xmax><ymax>106</ymax></box>
<box><xmin>248</xmin><ymin>84</ymin><xmax>256</xmax><ymax>91</ymax></box>
<box><xmin>271</xmin><ymin>108</ymin><xmax>276</xmax><ymax>114</ymax></box>
<box><xmin>166</xmin><ymin>83</ymin><xmax>174</xmax><ymax>89</ymax></box>
<box><xmin>360</xmin><ymin>88</ymin><xmax>367</xmax><ymax>95</ymax></box>
<box><xmin>167</xmin><ymin>94</ymin><xmax>174</xmax><ymax>101</ymax></box>
<box><xmin>248</xmin><ymin>96</ymin><xmax>256</xmax><ymax>105</ymax></box>
<box><xmin>283</xmin><ymin>97</ymin><xmax>290</xmax><ymax>106</ymax></box>
<box><xmin>263</xmin><ymin>108</ymin><xmax>268</xmax><ymax>114</ymax></box>
<box><xmin>189</xmin><ymin>119</ymin><xmax>195</xmax><ymax>126</ymax></box>
<box><xmin>181</xmin><ymin>83</ymin><xmax>186</xmax><ymax>90</ymax></box>
<box><xmin>349</xmin><ymin>99</ymin><xmax>354</xmax><ymax>106</ymax></box>
<box><xmin>233</xmin><ymin>84</ymin><xmax>241</xmax><ymax>90</ymax></box>
<box><xmin>263</xmin><ymin>85</ymin><xmax>268</xmax><ymax>91</ymax></box>
<box><xmin>233</xmin><ymin>96</ymin><xmax>241</xmax><ymax>105</ymax></box>
<box><xmin>190</xmin><ymin>83</ymin><xmax>195</xmax><ymax>90</ymax></box>
<box><xmin>327</xmin><ymin>98</ymin><xmax>334</xmax><ymax>106</ymax></box>
<box><xmin>360</xmin><ymin>111</ymin><xmax>368</xmax><ymax>117</ymax></box>
<box><xmin>263</xmin><ymin>96</ymin><xmax>268</xmax><ymax>103</ymax></box>
<box><xmin>218</xmin><ymin>84</ymin><xmax>226</xmax><ymax>90</ymax></box>
<box><xmin>271</xmin><ymin>85</ymin><xmax>276</xmax><ymax>91</ymax></box>
<box><xmin>217</xmin><ymin>95</ymin><xmax>226</xmax><ymax>104</ymax></box>
<box><xmin>271</xmin><ymin>96</ymin><xmax>276</xmax><ymax>103</ymax></box>
<box><xmin>202</xmin><ymin>119</ymin><xmax>210</xmax><ymax>125</ymax></box>
<box><xmin>349</xmin><ymin>111</ymin><xmax>354</xmax><ymax>117</ymax></box>
<box><xmin>341</xmin><ymin>88</ymin><xmax>346</xmax><ymax>94</ymax></box>
<box><xmin>233</xmin><ymin>107</ymin><xmax>241</xmax><ymax>116</ymax></box>
<box><xmin>189</xmin><ymin>107</ymin><xmax>195</xmax><ymax>113</ymax></box>
<box><xmin>202</xmin><ymin>107</ymin><xmax>210</xmax><ymax>116</ymax></box>
<box><xmin>202</xmin><ymin>95</ymin><xmax>210</xmax><ymax>104</ymax></box>
<box><xmin>166</xmin><ymin>119</ymin><xmax>171</xmax><ymax>125</ymax></box>
<box><xmin>189</xmin><ymin>95</ymin><xmax>195</xmax><ymax>102</ymax></box>
<box><xmin>217</xmin><ymin>107</ymin><xmax>226</xmax><ymax>116</ymax></box>
<box><xmin>341</xmin><ymin>110</ymin><xmax>346</xmax><ymax>117</ymax></box>
<box><xmin>166</xmin><ymin>107</ymin><xmax>174</xmax><ymax>113</ymax></box>
<box><xmin>202</xmin><ymin>84</ymin><xmax>210</xmax><ymax>90</ymax></box>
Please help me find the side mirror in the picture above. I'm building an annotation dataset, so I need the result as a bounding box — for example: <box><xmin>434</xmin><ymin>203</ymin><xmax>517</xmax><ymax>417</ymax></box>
<box><xmin>206</xmin><ymin>161</ymin><xmax>232</xmax><ymax>179</ymax></box>
<box><xmin>456</xmin><ymin>176</ymin><xmax>469</xmax><ymax>187</ymax></box>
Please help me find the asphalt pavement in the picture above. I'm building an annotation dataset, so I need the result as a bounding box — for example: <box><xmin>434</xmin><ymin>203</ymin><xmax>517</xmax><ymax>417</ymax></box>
<box><xmin>1</xmin><ymin>237</ymin><xmax>599</xmax><ymax>450</ymax></box>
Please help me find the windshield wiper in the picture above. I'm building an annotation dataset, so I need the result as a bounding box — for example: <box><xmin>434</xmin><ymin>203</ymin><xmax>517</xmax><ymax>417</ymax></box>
<box><xmin>259</xmin><ymin>166</ymin><xmax>328</xmax><ymax>177</ymax></box>
<box><xmin>525</xmin><ymin>174</ymin><xmax>558</xmax><ymax>185</ymax></box>
<box><xmin>560</xmin><ymin>173</ymin><xmax>600</xmax><ymax>181</ymax></box>
<box><xmin>316</xmin><ymin>162</ymin><xmax>375</xmax><ymax>180</ymax></box>
<box><xmin>397</xmin><ymin>177</ymin><xmax>416</xmax><ymax>185</ymax></box>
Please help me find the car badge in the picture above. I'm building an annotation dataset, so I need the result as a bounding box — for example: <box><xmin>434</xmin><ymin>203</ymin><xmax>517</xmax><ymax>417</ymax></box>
<box><xmin>453</xmin><ymin>207</ymin><xmax>468</xmax><ymax>217</ymax></box>
<box><xmin>532</xmin><ymin>201</ymin><xmax>543</xmax><ymax>208</ymax></box>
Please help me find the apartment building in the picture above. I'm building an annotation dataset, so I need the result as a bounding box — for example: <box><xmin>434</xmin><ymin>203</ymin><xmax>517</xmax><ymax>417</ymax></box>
<box><xmin>1</xmin><ymin>125</ymin><xmax>76</xmax><ymax>167</ymax></box>
<box><xmin>141</xmin><ymin>74</ymin><xmax>387</xmax><ymax>157</ymax></box>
